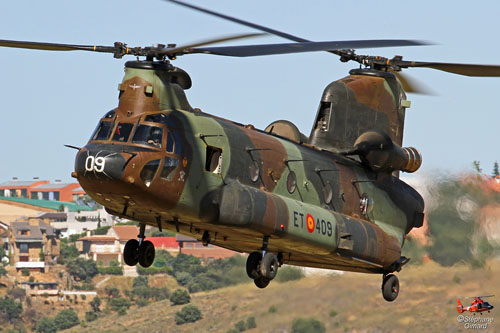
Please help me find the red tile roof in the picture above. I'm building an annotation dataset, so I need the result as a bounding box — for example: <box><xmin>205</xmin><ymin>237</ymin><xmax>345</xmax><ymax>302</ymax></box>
<box><xmin>148</xmin><ymin>237</ymin><xmax>179</xmax><ymax>249</ymax></box>
<box><xmin>112</xmin><ymin>225</ymin><xmax>138</xmax><ymax>241</ymax></box>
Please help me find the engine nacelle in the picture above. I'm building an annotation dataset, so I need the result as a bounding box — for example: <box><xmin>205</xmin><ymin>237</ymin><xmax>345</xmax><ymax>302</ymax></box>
<box><xmin>353</xmin><ymin>131</ymin><xmax>422</xmax><ymax>173</ymax></box>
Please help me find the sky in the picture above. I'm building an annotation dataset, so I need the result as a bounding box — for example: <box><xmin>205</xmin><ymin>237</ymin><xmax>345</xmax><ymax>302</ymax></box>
<box><xmin>0</xmin><ymin>0</ymin><xmax>499</xmax><ymax>183</ymax></box>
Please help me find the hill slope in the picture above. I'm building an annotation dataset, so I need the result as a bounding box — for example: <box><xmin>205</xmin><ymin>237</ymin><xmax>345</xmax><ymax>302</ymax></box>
<box><xmin>65</xmin><ymin>260</ymin><xmax>500</xmax><ymax>333</ymax></box>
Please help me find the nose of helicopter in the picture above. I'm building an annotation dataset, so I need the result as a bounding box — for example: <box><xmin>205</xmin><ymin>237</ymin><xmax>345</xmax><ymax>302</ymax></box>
<box><xmin>75</xmin><ymin>146</ymin><xmax>127</xmax><ymax>180</ymax></box>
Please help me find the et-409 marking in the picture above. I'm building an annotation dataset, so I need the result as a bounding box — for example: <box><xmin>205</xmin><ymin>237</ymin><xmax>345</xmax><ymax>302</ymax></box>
<box><xmin>293</xmin><ymin>211</ymin><xmax>333</xmax><ymax>237</ymax></box>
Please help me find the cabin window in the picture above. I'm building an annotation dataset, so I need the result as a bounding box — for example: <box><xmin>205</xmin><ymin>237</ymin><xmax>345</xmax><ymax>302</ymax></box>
<box><xmin>132</xmin><ymin>125</ymin><xmax>163</xmax><ymax>148</ymax></box>
<box><xmin>140</xmin><ymin>159</ymin><xmax>161</xmax><ymax>187</ymax></box>
<box><xmin>323</xmin><ymin>182</ymin><xmax>333</xmax><ymax>204</ymax></box>
<box><xmin>166</xmin><ymin>132</ymin><xmax>175</xmax><ymax>153</ymax></box>
<box><xmin>315</xmin><ymin>102</ymin><xmax>331</xmax><ymax>132</ymax></box>
<box><xmin>160</xmin><ymin>157</ymin><xmax>179</xmax><ymax>181</ymax></box>
<box><xmin>205</xmin><ymin>146</ymin><xmax>222</xmax><ymax>174</ymax></box>
<box><xmin>112</xmin><ymin>123</ymin><xmax>134</xmax><ymax>142</ymax></box>
<box><xmin>287</xmin><ymin>171</ymin><xmax>297</xmax><ymax>194</ymax></box>
<box><xmin>91</xmin><ymin>121</ymin><xmax>114</xmax><ymax>141</ymax></box>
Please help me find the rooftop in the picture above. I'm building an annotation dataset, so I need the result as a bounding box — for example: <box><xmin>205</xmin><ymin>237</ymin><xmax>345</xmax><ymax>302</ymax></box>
<box><xmin>0</xmin><ymin>180</ymin><xmax>47</xmax><ymax>187</ymax></box>
<box><xmin>0</xmin><ymin>196</ymin><xmax>92</xmax><ymax>212</ymax></box>
<box><xmin>112</xmin><ymin>225</ymin><xmax>138</xmax><ymax>241</ymax></box>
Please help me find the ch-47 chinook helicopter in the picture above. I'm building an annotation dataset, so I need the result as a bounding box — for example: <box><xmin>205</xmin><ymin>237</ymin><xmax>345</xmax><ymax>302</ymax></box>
<box><xmin>3</xmin><ymin>0</ymin><xmax>500</xmax><ymax>303</ymax></box>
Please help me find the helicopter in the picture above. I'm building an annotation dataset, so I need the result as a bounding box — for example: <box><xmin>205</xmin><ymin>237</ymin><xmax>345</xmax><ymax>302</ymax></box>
<box><xmin>457</xmin><ymin>296</ymin><xmax>494</xmax><ymax>315</ymax></box>
<box><xmin>2</xmin><ymin>1</ymin><xmax>500</xmax><ymax>302</ymax></box>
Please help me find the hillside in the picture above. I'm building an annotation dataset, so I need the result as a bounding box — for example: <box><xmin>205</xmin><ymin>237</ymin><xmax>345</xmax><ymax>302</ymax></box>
<box><xmin>65</xmin><ymin>260</ymin><xmax>500</xmax><ymax>333</ymax></box>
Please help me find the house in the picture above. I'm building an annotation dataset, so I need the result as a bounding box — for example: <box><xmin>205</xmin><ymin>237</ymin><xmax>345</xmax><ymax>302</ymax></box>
<box><xmin>76</xmin><ymin>225</ymin><xmax>139</xmax><ymax>266</ymax></box>
<box><xmin>45</xmin><ymin>209</ymin><xmax>115</xmax><ymax>237</ymax></box>
<box><xmin>0</xmin><ymin>178</ymin><xmax>85</xmax><ymax>203</ymax></box>
<box><xmin>9</xmin><ymin>218</ymin><xmax>60</xmax><ymax>272</ymax></box>
<box><xmin>176</xmin><ymin>234</ymin><xmax>237</xmax><ymax>263</ymax></box>
<box><xmin>148</xmin><ymin>236</ymin><xmax>179</xmax><ymax>253</ymax></box>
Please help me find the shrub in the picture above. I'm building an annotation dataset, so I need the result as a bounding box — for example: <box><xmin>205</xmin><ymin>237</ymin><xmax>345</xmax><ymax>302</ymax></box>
<box><xmin>57</xmin><ymin>243</ymin><xmax>79</xmax><ymax>264</ymax></box>
<box><xmin>66</xmin><ymin>258</ymin><xmax>97</xmax><ymax>282</ymax></box>
<box><xmin>246</xmin><ymin>316</ymin><xmax>256</xmax><ymax>329</ymax></box>
<box><xmin>0</xmin><ymin>296</ymin><xmax>22</xmax><ymax>322</ymax></box>
<box><xmin>35</xmin><ymin>317</ymin><xmax>56</xmax><ymax>333</ymax></box>
<box><xmin>153</xmin><ymin>287</ymin><xmax>170</xmax><ymax>301</ymax></box>
<box><xmin>136</xmin><ymin>298</ymin><xmax>149</xmax><ymax>307</ymax></box>
<box><xmin>104</xmin><ymin>286</ymin><xmax>120</xmax><ymax>298</ymax></box>
<box><xmin>92</xmin><ymin>226</ymin><xmax>111</xmax><ymax>235</ymax></box>
<box><xmin>291</xmin><ymin>318</ymin><xmax>325</xmax><ymax>333</ymax></box>
<box><xmin>329</xmin><ymin>310</ymin><xmax>337</xmax><ymax>317</ymax></box>
<box><xmin>109</xmin><ymin>297</ymin><xmax>131</xmax><ymax>313</ymax></box>
<box><xmin>133</xmin><ymin>276</ymin><xmax>149</xmax><ymax>288</ymax></box>
<box><xmin>175</xmin><ymin>271</ymin><xmax>193</xmax><ymax>286</ymax></box>
<box><xmin>269</xmin><ymin>305</ymin><xmax>277</xmax><ymax>313</ymax></box>
<box><xmin>235</xmin><ymin>320</ymin><xmax>246</xmax><ymax>332</ymax></box>
<box><xmin>54</xmin><ymin>309</ymin><xmax>79</xmax><ymax>330</ymax></box>
<box><xmin>170</xmin><ymin>289</ymin><xmax>191</xmax><ymax>305</ymax></box>
<box><xmin>90</xmin><ymin>296</ymin><xmax>101</xmax><ymax>312</ymax></box>
<box><xmin>98</xmin><ymin>260</ymin><xmax>123</xmax><ymax>275</ymax></box>
<box><xmin>0</xmin><ymin>266</ymin><xmax>7</xmax><ymax>277</ymax></box>
<box><xmin>8</xmin><ymin>288</ymin><xmax>26</xmax><ymax>302</ymax></box>
<box><xmin>85</xmin><ymin>311</ymin><xmax>98</xmax><ymax>322</ymax></box>
<box><xmin>175</xmin><ymin>304</ymin><xmax>202</xmax><ymax>325</ymax></box>
<box><xmin>21</xmin><ymin>268</ymin><xmax>30</xmax><ymax>276</ymax></box>
<box><xmin>276</xmin><ymin>266</ymin><xmax>305</xmax><ymax>283</ymax></box>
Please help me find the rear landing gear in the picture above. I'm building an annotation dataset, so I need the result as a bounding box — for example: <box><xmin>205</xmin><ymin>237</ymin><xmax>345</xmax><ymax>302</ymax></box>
<box><xmin>123</xmin><ymin>224</ymin><xmax>155</xmax><ymax>268</ymax></box>
<box><xmin>246</xmin><ymin>237</ymin><xmax>281</xmax><ymax>289</ymax></box>
<box><xmin>382</xmin><ymin>274</ymin><xmax>399</xmax><ymax>302</ymax></box>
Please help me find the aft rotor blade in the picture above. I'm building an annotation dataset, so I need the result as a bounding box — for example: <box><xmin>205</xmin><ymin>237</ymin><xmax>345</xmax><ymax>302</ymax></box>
<box><xmin>165</xmin><ymin>0</ymin><xmax>309</xmax><ymax>43</ymax></box>
<box><xmin>191</xmin><ymin>39</ymin><xmax>426</xmax><ymax>57</ymax></box>
<box><xmin>404</xmin><ymin>61</ymin><xmax>500</xmax><ymax>77</ymax></box>
<box><xmin>0</xmin><ymin>39</ymin><xmax>116</xmax><ymax>53</ymax></box>
<box><xmin>392</xmin><ymin>71</ymin><xmax>435</xmax><ymax>95</ymax></box>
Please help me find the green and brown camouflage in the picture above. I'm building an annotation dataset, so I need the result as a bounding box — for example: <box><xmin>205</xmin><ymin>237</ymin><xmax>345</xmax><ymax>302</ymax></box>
<box><xmin>75</xmin><ymin>60</ymin><xmax>424</xmax><ymax>275</ymax></box>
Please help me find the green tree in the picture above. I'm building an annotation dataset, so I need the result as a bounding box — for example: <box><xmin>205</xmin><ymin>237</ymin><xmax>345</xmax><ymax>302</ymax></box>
<box><xmin>109</xmin><ymin>297</ymin><xmax>131</xmax><ymax>313</ymax></box>
<box><xmin>39</xmin><ymin>248</ymin><xmax>45</xmax><ymax>261</ymax></box>
<box><xmin>90</xmin><ymin>296</ymin><xmax>101</xmax><ymax>312</ymax></box>
<box><xmin>473</xmin><ymin>160</ymin><xmax>482</xmax><ymax>173</ymax></box>
<box><xmin>57</xmin><ymin>242</ymin><xmax>79</xmax><ymax>264</ymax></box>
<box><xmin>35</xmin><ymin>317</ymin><xmax>56</xmax><ymax>333</ymax></box>
<box><xmin>104</xmin><ymin>286</ymin><xmax>120</xmax><ymax>298</ymax></box>
<box><xmin>170</xmin><ymin>289</ymin><xmax>191</xmax><ymax>305</ymax></box>
<box><xmin>175</xmin><ymin>304</ymin><xmax>202</xmax><ymax>325</ymax></box>
<box><xmin>276</xmin><ymin>266</ymin><xmax>304</xmax><ymax>282</ymax></box>
<box><xmin>493</xmin><ymin>161</ymin><xmax>499</xmax><ymax>177</ymax></box>
<box><xmin>235</xmin><ymin>320</ymin><xmax>246</xmax><ymax>332</ymax></box>
<box><xmin>54</xmin><ymin>309</ymin><xmax>79</xmax><ymax>330</ymax></box>
<box><xmin>66</xmin><ymin>258</ymin><xmax>97</xmax><ymax>282</ymax></box>
<box><xmin>292</xmin><ymin>318</ymin><xmax>326</xmax><ymax>333</ymax></box>
<box><xmin>53</xmin><ymin>309</ymin><xmax>78</xmax><ymax>330</ymax></box>
<box><xmin>85</xmin><ymin>311</ymin><xmax>98</xmax><ymax>322</ymax></box>
<box><xmin>0</xmin><ymin>296</ymin><xmax>22</xmax><ymax>322</ymax></box>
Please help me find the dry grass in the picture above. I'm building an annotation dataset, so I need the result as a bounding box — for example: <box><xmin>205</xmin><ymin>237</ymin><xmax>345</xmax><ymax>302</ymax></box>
<box><xmin>61</xmin><ymin>260</ymin><xmax>500</xmax><ymax>333</ymax></box>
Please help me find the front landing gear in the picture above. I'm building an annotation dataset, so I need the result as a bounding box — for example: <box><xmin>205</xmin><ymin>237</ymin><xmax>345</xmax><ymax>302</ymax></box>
<box><xmin>123</xmin><ymin>224</ymin><xmax>155</xmax><ymax>268</ymax></box>
<box><xmin>382</xmin><ymin>274</ymin><xmax>399</xmax><ymax>302</ymax></box>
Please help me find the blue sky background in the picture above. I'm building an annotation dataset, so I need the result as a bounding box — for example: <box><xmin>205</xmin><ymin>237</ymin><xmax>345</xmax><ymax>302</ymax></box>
<box><xmin>1</xmin><ymin>0</ymin><xmax>499</xmax><ymax>183</ymax></box>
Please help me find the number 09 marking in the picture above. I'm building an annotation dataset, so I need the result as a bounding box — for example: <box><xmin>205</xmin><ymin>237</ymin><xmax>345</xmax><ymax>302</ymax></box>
<box><xmin>85</xmin><ymin>156</ymin><xmax>106</xmax><ymax>173</ymax></box>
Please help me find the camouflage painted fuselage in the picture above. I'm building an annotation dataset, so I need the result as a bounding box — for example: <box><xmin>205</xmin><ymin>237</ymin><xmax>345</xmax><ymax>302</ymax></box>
<box><xmin>75</xmin><ymin>61</ymin><xmax>424</xmax><ymax>274</ymax></box>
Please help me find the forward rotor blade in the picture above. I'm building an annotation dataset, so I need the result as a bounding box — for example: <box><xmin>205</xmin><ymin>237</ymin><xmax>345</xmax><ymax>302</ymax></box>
<box><xmin>191</xmin><ymin>39</ymin><xmax>426</xmax><ymax>57</ymax></box>
<box><xmin>162</xmin><ymin>32</ymin><xmax>265</xmax><ymax>55</ymax></box>
<box><xmin>165</xmin><ymin>0</ymin><xmax>309</xmax><ymax>43</ymax></box>
<box><xmin>404</xmin><ymin>61</ymin><xmax>500</xmax><ymax>77</ymax></box>
<box><xmin>0</xmin><ymin>39</ymin><xmax>116</xmax><ymax>53</ymax></box>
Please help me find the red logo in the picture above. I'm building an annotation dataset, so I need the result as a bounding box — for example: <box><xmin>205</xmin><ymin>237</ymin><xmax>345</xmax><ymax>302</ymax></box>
<box><xmin>306</xmin><ymin>214</ymin><xmax>315</xmax><ymax>233</ymax></box>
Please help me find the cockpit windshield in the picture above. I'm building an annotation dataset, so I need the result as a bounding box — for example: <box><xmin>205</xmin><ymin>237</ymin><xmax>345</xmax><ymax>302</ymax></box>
<box><xmin>132</xmin><ymin>125</ymin><xmax>164</xmax><ymax>148</ymax></box>
<box><xmin>112</xmin><ymin>123</ymin><xmax>134</xmax><ymax>142</ymax></box>
<box><xmin>91</xmin><ymin>121</ymin><xmax>114</xmax><ymax>141</ymax></box>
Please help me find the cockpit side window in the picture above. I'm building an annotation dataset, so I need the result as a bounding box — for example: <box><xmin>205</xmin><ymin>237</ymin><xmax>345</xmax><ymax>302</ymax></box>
<box><xmin>145</xmin><ymin>113</ymin><xmax>169</xmax><ymax>124</ymax></box>
<box><xmin>132</xmin><ymin>125</ymin><xmax>163</xmax><ymax>148</ymax></box>
<box><xmin>112</xmin><ymin>123</ymin><xmax>134</xmax><ymax>142</ymax></box>
<box><xmin>166</xmin><ymin>132</ymin><xmax>175</xmax><ymax>153</ymax></box>
<box><xmin>91</xmin><ymin>121</ymin><xmax>114</xmax><ymax>141</ymax></box>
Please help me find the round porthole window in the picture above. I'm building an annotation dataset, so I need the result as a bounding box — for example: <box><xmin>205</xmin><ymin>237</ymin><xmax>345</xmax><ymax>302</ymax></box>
<box><xmin>287</xmin><ymin>171</ymin><xmax>297</xmax><ymax>193</ymax></box>
<box><xmin>323</xmin><ymin>182</ymin><xmax>333</xmax><ymax>204</ymax></box>
<box><xmin>249</xmin><ymin>160</ymin><xmax>260</xmax><ymax>182</ymax></box>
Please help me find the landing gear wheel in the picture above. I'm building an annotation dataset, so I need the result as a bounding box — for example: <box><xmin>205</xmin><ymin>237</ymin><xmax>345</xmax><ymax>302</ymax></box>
<box><xmin>382</xmin><ymin>274</ymin><xmax>399</xmax><ymax>302</ymax></box>
<box><xmin>259</xmin><ymin>252</ymin><xmax>279</xmax><ymax>280</ymax></box>
<box><xmin>254</xmin><ymin>276</ymin><xmax>270</xmax><ymax>289</ymax></box>
<box><xmin>123</xmin><ymin>239</ymin><xmax>139</xmax><ymax>266</ymax></box>
<box><xmin>138</xmin><ymin>240</ymin><xmax>155</xmax><ymax>268</ymax></box>
<box><xmin>246</xmin><ymin>252</ymin><xmax>262</xmax><ymax>279</ymax></box>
